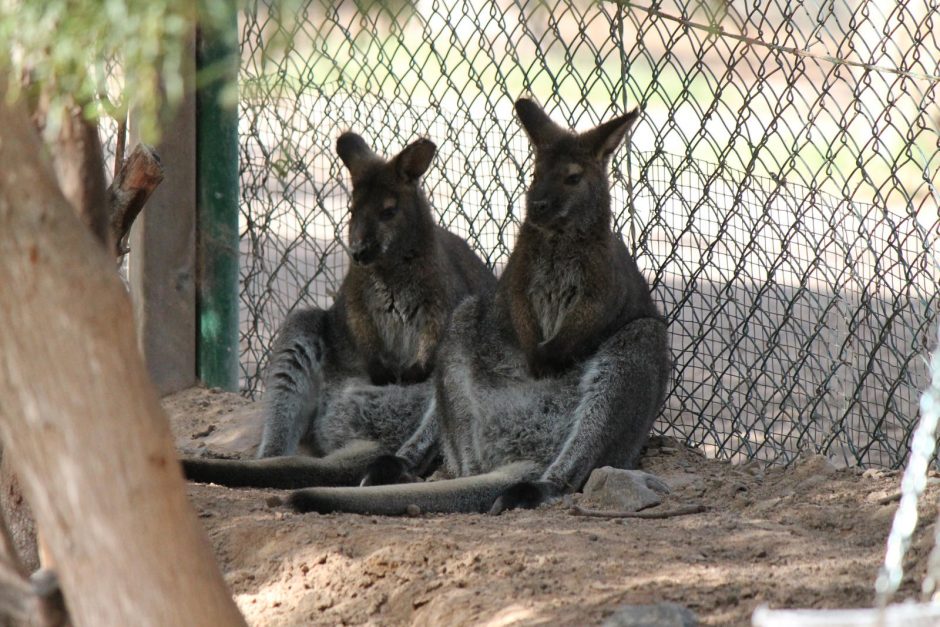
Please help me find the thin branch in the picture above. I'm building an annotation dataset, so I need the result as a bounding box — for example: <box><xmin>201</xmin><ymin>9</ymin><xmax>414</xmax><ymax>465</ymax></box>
<box><xmin>878</xmin><ymin>492</ymin><xmax>902</xmax><ymax>506</ymax></box>
<box><xmin>616</xmin><ymin>1</ymin><xmax>940</xmax><ymax>84</ymax></box>
<box><xmin>569</xmin><ymin>503</ymin><xmax>708</xmax><ymax>519</ymax></box>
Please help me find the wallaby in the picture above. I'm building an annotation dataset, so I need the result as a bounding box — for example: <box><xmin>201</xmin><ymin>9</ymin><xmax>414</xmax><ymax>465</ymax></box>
<box><xmin>287</xmin><ymin>98</ymin><xmax>672</xmax><ymax>515</ymax></box>
<box><xmin>182</xmin><ymin>132</ymin><xmax>495</xmax><ymax>488</ymax></box>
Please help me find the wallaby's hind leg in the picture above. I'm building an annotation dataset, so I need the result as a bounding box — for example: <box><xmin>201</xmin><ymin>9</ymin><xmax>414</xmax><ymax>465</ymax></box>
<box><xmin>182</xmin><ymin>440</ymin><xmax>384</xmax><ymax>489</ymax></box>
<box><xmin>544</xmin><ymin>317</ymin><xmax>670</xmax><ymax>484</ymax></box>
<box><xmin>316</xmin><ymin>380</ymin><xmax>434</xmax><ymax>458</ymax></box>
<box><xmin>258</xmin><ymin>309</ymin><xmax>330</xmax><ymax>457</ymax></box>
<box><xmin>184</xmin><ymin>380</ymin><xmax>433</xmax><ymax>489</ymax></box>
<box><xmin>493</xmin><ymin>317</ymin><xmax>671</xmax><ymax>512</ymax></box>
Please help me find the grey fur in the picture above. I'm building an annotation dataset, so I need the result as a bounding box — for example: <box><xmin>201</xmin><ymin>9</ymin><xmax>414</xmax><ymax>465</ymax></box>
<box><xmin>290</xmin><ymin>98</ymin><xmax>672</xmax><ymax>514</ymax></box>
<box><xmin>183</xmin><ymin>133</ymin><xmax>494</xmax><ymax>488</ymax></box>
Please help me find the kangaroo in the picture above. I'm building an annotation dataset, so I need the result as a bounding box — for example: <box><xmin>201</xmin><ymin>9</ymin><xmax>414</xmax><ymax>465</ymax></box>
<box><xmin>182</xmin><ymin>132</ymin><xmax>495</xmax><ymax>488</ymax></box>
<box><xmin>287</xmin><ymin>98</ymin><xmax>672</xmax><ymax>515</ymax></box>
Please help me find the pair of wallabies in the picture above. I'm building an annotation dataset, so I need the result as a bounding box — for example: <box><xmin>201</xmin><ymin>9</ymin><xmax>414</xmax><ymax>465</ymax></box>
<box><xmin>183</xmin><ymin>98</ymin><xmax>671</xmax><ymax>515</ymax></box>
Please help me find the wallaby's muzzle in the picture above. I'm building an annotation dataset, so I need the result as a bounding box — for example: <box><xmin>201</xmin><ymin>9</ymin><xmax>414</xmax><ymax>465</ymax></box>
<box><xmin>350</xmin><ymin>239</ymin><xmax>380</xmax><ymax>265</ymax></box>
<box><xmin>526</xmin><ymin>195</ymin><xmax>567</xmax><ymax>226</ymax></box>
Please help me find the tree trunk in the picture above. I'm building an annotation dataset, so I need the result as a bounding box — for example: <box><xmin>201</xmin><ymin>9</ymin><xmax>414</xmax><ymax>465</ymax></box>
<box><xmin>0</xmin><ymin>85</ymin><xmax>245</xmax><ymax>625</ymax></box>
<box><xmin>50</xmin><ymin>106</ymin><xmax>111</xmax><ymax>252</ymax></box>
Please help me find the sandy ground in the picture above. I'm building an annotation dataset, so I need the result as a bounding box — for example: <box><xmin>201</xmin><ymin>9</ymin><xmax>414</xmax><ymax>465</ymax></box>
<box><xmin>167</xmin><ymin>386</ymin><xmax>940</xmax><ymax>627</ymax></box>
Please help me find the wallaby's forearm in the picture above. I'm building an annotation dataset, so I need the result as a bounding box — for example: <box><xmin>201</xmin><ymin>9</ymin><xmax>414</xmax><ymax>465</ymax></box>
<box><xmin>396</xmin><ymin>395</ymin><xmax>441</xmax><ymax>472</ymax></box>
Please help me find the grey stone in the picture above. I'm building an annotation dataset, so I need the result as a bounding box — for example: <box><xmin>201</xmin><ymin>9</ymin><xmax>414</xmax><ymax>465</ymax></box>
<box><xmin>582</xmin><ymin>467</ymin><xmax>671</xmax><ymax>511</ymax></box>
<box><xmin>201</xmin><ymin>402</ymin><xmax>265</xmax><ymax>456</ymax></box>
<box><xmin>602</xmin><ymin>603</ymin><xmax>698</xmax><ymax>627</ymax></box>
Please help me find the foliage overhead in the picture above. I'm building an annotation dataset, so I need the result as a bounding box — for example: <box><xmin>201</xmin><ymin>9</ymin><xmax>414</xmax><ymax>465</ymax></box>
<box><xmin>0</xmin><ymin>0</ymin><xmax>234</xmax><ymax>142</ymax></box>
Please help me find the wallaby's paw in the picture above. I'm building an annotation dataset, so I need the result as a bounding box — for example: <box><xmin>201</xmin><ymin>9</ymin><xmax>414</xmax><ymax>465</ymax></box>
<box><xmin>360</xmin><ymin>455</ymin><xmax>419</xmax><ymax>486</ymax></box>
<box><xmin>489</xmin><ymin>480</ymin><xmax>562</xmax><ymax>515</ymax></box>
<box><xmin>399</xmin><ymin>361</ymin><xmax>432</xmax><ymax>384</ymax></box>
<box><xmin>287</xmin><ymin>489</ymin><xmax>333</xmax><ymax>514</ymax></box>
<box><xmin>528</xmin><ymin>346</ymin><xmax>574</xmax><ymax>379</ymax></box>
<box><xmin>180</xmin><ymin>457</ymin><xmax>227</xmax><ymax>483</ymax></box>
<box><xmin>180</xmin><ymin>458</ymin><xmax>200</xmax><ymax>482</ymax></box>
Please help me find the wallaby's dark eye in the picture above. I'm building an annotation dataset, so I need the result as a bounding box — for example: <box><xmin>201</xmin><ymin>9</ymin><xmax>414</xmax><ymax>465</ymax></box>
<box><xmin>564</xmin><ymin>173</ymin><xmax>582</xmax><ymax>186</ymax></box>
<box><xmin>379</xmin><ymin>206</ymin><xmax>398</xmax><ymax>221</ymax></box>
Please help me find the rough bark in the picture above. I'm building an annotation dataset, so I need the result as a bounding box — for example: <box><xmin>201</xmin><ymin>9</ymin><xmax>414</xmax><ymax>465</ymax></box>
<box><xmin>0</xmin><ymin>83</ymin><xmax>245</xmax><ymax>626</ymax></box>
<box><xmin>0</xmin><ymin>454</ymin><xmax>37</xmax><ymax>574</ymax></box>
<box><xmin>0</xmin><ymin>514</ymin><xmax>69</xmax><ymax>627</ymax></box>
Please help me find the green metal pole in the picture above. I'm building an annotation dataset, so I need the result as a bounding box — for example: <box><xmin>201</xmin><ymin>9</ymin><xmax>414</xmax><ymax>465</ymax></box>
<box><xmin>196</xmin><ymin>2</ymin><xmax>239</xmax><ymax>391</ymax></box>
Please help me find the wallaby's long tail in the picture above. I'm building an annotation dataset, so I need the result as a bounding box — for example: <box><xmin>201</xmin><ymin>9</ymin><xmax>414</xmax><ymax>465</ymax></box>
<box><xmin>181</xmin><ymin>440</ymin><xmax>383</xmax><ymax>489</ymax></box>
<box><xmin>288</xmin><ymin>461</ymin><xmax>539</xmax><ymax>515</ymax></box>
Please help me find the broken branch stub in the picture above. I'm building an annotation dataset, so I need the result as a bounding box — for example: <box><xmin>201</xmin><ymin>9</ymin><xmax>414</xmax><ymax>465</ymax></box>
<box><xmin>108</xmin><ymin>143</ymin><xmax>164</xmax><ymax>258</ymax></box>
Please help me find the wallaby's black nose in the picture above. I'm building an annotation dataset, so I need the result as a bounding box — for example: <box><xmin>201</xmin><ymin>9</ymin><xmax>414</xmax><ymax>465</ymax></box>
<box><xmin>350</xmin><ymin>240</ymin><xmax>378</xmax><ymax>265</ymax></box>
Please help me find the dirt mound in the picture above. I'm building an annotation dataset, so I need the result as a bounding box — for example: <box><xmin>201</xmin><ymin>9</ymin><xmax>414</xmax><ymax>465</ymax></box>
<box><xmin>167</xmin><ymin>386</ymin><xmax>938</xmax><ymax>626</ymax></box>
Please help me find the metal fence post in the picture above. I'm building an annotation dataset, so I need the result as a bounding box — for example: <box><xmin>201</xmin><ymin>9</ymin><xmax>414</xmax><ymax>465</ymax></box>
<box><xmin>196</xmin><ymin>2</ymin><xmax>239</xmax><ymax>391</ymax></box>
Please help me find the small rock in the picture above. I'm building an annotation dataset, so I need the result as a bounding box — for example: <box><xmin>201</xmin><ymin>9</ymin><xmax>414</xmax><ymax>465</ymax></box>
<box><xmin>582</xmin><ymin>467</ymin><xmax>671</xmax><ymax>511</ymax></box>
<box><xmin>191</xmin><ymin>424</ymin><xmax>216</xmax><ymax>439</ymax></box>
<box><xmin>741</xmin><ymin>460</ymin><xmax>765</xmax><ymax>479</ymax></box>
<box><xmin>603</xmin><ymin>602</ymin><xmax>698</xmax><ymax>626</ymax></box>
<box><xmin>796</xmin><ymin>474</ymin><xmax>828</xmax><ymax>492</ymax></box>
<box><xmin>265</xmin><ymin>495</ymin><xmax>283</xmax><ymax>508</ymax></box>
<box><xmin>793</xmin><ymin>454</ymin><xmax>838</xmax><ymax>479</ymax></box>
<box><xmin>658</xmin><ymin>472</ymin><xmax>704</xmax><ymax>493</ymax></box>
<box><xmin>751</xmin><ymin>497</ymin><xmax>783</xmax><ymax>514</ymax></box>
<box><xmin>406</xmin><ymin>504</ymin><xmax>422</xmax><ymax>516</ymax></box>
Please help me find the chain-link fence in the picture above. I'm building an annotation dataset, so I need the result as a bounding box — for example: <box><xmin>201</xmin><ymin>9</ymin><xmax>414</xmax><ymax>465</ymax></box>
<box><xmin>237</xmin><ymin>0</ymin><xmax>940</xmax><ymax>468</ymax></box>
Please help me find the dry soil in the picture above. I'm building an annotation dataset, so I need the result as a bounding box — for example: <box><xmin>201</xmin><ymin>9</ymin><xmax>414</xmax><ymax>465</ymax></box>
<box><xmin>166</xmin><ymin>386</ymin><xmax>939</xmax><ymax>626</ymax></box>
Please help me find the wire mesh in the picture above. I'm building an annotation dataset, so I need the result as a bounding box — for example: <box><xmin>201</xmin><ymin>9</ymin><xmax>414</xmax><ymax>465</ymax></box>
<box><xmin>236</xmin><ymin>0</ymin><xmax>940</xmax><ymax>468</ymax></box>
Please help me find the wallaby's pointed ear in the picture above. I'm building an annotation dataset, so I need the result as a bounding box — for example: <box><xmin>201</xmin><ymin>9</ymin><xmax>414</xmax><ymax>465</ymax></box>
<box><xmin>514</xmin><ymin>98</ymin><xmax>565</xmax><ymax>148</ymax></box>
<box><xmin>582</xmin><ymin>108</ymin><xmax>640</xmax><ymax>161</ymax></box>
<box><xmin>391</xmin><ymin>138</ymin><xmax>436</xmax><ymax>183</ymax></box>
<box><xmin>336</xmin><ymin>132</ymin><xmax>378</xmax><ymax>181</ymax></box>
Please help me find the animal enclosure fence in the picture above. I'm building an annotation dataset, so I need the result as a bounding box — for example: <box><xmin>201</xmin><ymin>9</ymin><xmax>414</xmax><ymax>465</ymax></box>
<box><xmin>235</xmin><ymin>0</ymin><xmax>940</xmax><ymax>468</ymax></box>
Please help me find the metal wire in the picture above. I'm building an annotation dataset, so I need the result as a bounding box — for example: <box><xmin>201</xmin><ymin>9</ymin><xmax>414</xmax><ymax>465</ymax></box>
<box><xmin>236</xmin><ymin>0</ymin><xmax>940</xmax><ymax>468</ymax></box>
